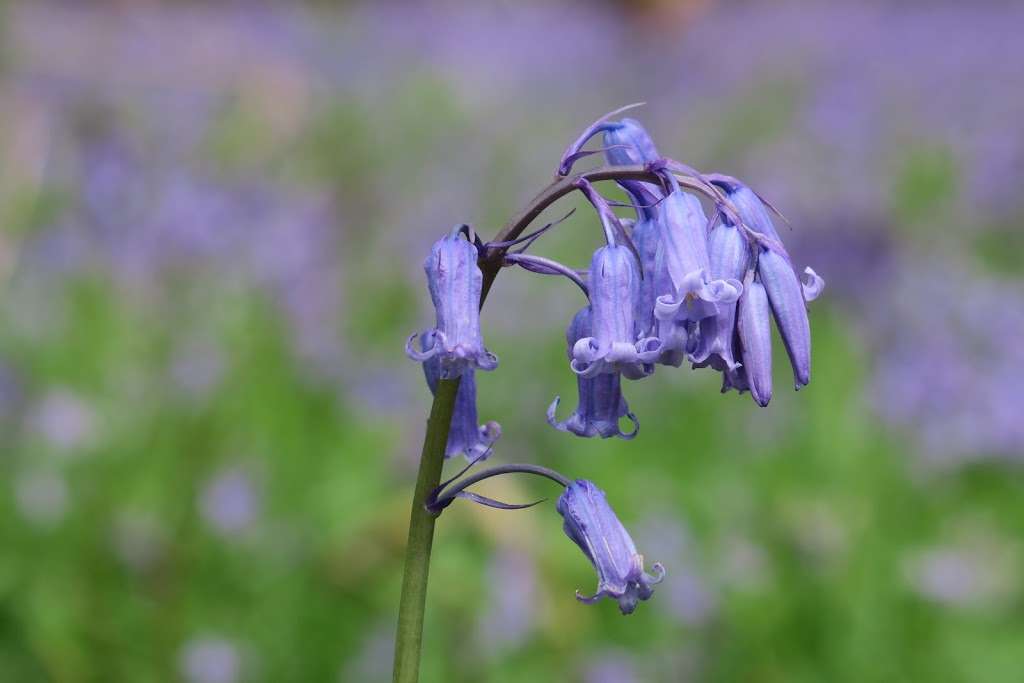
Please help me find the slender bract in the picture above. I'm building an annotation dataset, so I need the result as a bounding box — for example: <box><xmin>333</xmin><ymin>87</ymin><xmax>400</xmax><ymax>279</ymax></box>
<box><xmin>549</xmin><ymin>307</ymin><xmax>638</xmax><ymax>439</ymax></box>
<box><xmin>557</xmin><ymin>480</ymin><xmax>664</xmax><ymax>615</ymax></box>
<box><xmin>406</xmin><ymin>225</ymin><xmax>498</xmax><ymax>379</ymax></box>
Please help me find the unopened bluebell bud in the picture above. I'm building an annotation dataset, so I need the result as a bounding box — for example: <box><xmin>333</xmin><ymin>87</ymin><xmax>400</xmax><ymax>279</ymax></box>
<box><xmin>735</xmin><ymin>276</ymin><xmax>773</xmax><ymax>406</ymax></box>
<box><xmin>602</xmin><ymin>118</ymin><xmax>661</xmax><ymax>168</ymax></box>
<box><xmin>406</xmin><ymin>225</ymin><xmax>498</xmax><ymax>379</ymax></box>
<box><xmin>548</xmin><ymin>307</ymin><xmax>638</xmax><ymax>439</ymax></box>
<box><xmin>557</xmin><ymin>479</ymin><xmax>665</xmax><ymax>615</ymax></box>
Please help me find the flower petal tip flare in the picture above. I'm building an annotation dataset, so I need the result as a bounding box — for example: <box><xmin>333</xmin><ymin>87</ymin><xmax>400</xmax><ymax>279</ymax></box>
<box><xmin>557</xmin><ymin>480</ymin><xmax>664</xmax><ymax>615</ymax></box>
<box><xmin>548</xmin><ymin>307</ymin><xmax>639</xmax><ymax>439</ymax></box>
<box><xmin>406</xmin><ymin>225</ymin><xmax>498</xmax><ymax>379</ymax></box>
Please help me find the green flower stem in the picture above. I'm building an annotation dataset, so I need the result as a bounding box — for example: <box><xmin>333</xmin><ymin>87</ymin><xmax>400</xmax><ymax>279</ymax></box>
<box><xmin>392</xmin><ymin>375</ymin><xmax>460</xmax><ymax>683</ymax></box>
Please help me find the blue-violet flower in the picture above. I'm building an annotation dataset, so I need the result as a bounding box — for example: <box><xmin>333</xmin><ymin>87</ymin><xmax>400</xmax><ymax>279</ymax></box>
<box><xmin>557</xmin><ymin>479</ymin><xmax>665</xmax><ymax>615</ymax></box>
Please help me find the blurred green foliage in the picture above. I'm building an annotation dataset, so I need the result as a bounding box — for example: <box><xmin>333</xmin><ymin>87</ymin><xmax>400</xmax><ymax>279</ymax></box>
<box><xmin>1</xmin><ymin>4</ymin><xmax>1023</xmax><ymax>683</ymax></box>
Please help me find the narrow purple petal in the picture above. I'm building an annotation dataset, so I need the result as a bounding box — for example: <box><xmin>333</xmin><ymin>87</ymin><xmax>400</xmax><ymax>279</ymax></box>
<box><xmin>737</xmin><ymin>279</ymin><xmax>774</xmax><ymax>406</ymax></box>
<box><xmin>758</xmin><ymin>248</ymin><xmax>810</xmax><ymax>388</ymax></box>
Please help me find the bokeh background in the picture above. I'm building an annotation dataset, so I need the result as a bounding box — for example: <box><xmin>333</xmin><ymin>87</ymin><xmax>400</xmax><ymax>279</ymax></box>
<box><xmin>2</xmin><ymin>1</ymin><xmax>1023</xmax><ymax>681</ymax></box>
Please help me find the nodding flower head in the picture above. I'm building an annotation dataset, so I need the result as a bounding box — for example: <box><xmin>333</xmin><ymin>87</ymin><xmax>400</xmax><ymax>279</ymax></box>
<box><xmin>406</xmin><ymin>225</ymin><xmax>498</xmax><ymax>379</ymax></box>
<box><xmin>548</xmin><ymin>307</ymin><xmax>639</xmax><ymax>439</ymax></box>
<box><xmin>423</xmin><ymin>350</ymin><xmax>500</xmax><ymax>461</ymax></box>
<box><xmin>709</xmin><ymin>177</ymin><xmax>824</xmax><ymax>390</ymax></box>
<box><xmin>557</xmin><ymin>479</ymin><xmax>664</xmax><ymax>615</ymax></box>
<box><xmin>652</xmin><ymin>172</ymin><xmax>743</xmax><ymax>334</ymax></box>
<box><xmin>571</xmin><ymin>244</ymin><xmax>661</xmax><ymax>380</ymax></box>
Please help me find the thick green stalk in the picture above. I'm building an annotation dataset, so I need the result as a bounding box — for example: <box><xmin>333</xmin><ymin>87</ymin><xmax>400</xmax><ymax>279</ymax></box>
<box><xmin>392</xmin><ymin>376</ymin><xmax>459</xmax><ymax>683</ymax></box>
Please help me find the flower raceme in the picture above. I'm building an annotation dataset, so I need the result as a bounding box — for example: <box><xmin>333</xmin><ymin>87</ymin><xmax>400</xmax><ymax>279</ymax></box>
<box><xmin>406</xmin><ymin>108</ymin><xmax>825</xmax><ymax>623</ymax></box>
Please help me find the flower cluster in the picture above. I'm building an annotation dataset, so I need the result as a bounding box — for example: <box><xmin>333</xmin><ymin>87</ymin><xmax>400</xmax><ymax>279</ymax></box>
<box><xmin>406</xmin><ymin>108</ymin><xmax>824</xmax><ymax>614</ymax></box>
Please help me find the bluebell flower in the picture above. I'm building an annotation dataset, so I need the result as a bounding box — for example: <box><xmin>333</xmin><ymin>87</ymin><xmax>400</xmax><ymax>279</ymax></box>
<box><xmin>557</xmin><ymin>479</ymin><xmax>664</xmax><ymax>615</ymax></box>
<box><xmin>548</xmin><ymin>307</ymin><xmax>639</xmax><ymax>439</ymax></box>
<box><xmin>690</xmin><ymin>218</ymin><xmax>751</xmax><ymax>372</ymax></box>
<box><xmin>709</xmin><ymin>176</ymin><xmax>824</xmax><ymax>390</ymax></box>
<box><xmin>567</xmin><ymin>179</ymin><xmax>662</xmax><ymax>379</ymax></box>
<box><xmin>423</xmin><ymin>349</ymin><xmax>501</xmax><ymax>461</ymax></box>
<box><xmin>653</xmin><ymin>172</ymin><xmax>743</xmax><ymax>333</ymax></box>
<box><xmin>571</xmin><ymin>243</ymin><xmax>661</xmax><ymax>379</ymax></box>
<box><xmin>406</xmin><ymin>225</ymin><xmax>498</xmax><ymax>379</ymax></box>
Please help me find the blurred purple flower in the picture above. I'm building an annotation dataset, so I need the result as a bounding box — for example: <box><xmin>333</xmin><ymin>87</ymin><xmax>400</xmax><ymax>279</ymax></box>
<box><xmin>179</xmin><ymin>636</ymin><xmax>241</xmax><ymax>683</ymax></box>
<box><xmin>478</xmin><ymin>545</ymin><xmax>538</xmax><ymax>652</ymax></box>
<box><xmin>584</xmin><ymin>652</ymin><xmax>641</xmax><ymax>683</ymax></box>
<box><xmin>29</xmin><ymin>389</ymin><xmax>96</xmax><ymax>453</ymax></box>
<box><xmin>199</xmin><ymin>467</ymin><xmax>261</xmax><ymax>536</ymax></box>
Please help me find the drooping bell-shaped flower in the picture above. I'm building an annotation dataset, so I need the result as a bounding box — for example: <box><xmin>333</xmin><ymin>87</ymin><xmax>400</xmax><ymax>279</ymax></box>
<box><xmin>406</xmin><ymin>225</ymin><xmax>498</xmax><ymax>379</ymax></box>
<box><xmin>557</xmin><ymin>479</ymin><xmax>665</xmax><ymax>615</ymax></box>
<box><xmin>423</xmin><ymin>348</ymin><xmax>501</xmax><ymax>460</ymax></box>
<box><xmin>709</xmin><ymin>176</ymin><xmax>824</xmax><ymax>389</ymax></box>
<box><xmin>570</xmin><ymin>180</ymin><xmax>661</xmax><ymax>379</ymax></box>
<box><xmin>548</xmin><ymin>307</ymin><xmax>638</xmax><ymax>439</ymax></box>
<box><xmin>653</xmin><ymin>172</ymin><xmax>743</xmax><ymax>330</ymax></box>
<box><xmin>690</xmin><ymin>217</ymin><xmax>751</xmax><ymax>371</ymax></box>
<box><xmin>571</xmin><ymin>243</ymin><xmax>661</xmax><ymax>379</ymax></box>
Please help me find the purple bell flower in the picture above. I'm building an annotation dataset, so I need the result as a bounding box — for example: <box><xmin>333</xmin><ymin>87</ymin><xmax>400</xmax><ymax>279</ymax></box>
<box><xmin>571</xmin><ymin>243</ymin><xmax>661</xmax><ymax>380</ymax></box>
<box><xmin>423</xmin><ymin>349</ymin><xmax>501</xmax><ymax>461</ymax></box>
<box><xmin>690</xmin><ymin>219</ymin><xmax>751</xmax><ymax>372</ymax></box>
<box><xmin>406</xmin><ymin>225</ymin><xmax>498</xmax><ymax>379</ymax></box>
<box><xmin>557</xmin><ymin>479</ymin><xmax>665</xmax><ymax>615</ymax></box>
<box><xmin>548</xmin><ymin>307</ymin><xmax>639</xmax><ymax>439</ymax></box>
<box><xmin>709</xmin><ymin>177</ymin><xmax>824</xmax><ymax>390</ymax></box>
<box><xmin>652</xmin><ymin>173</ymin><xmax>742</xmax><ymax>346</ymax></box>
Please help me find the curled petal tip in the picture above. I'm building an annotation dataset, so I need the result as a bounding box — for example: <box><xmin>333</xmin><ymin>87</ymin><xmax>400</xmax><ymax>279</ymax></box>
<box><xmin>620</xmin><ymin>411</ymin><xmax>640</xmax><ymax>440</ymax></box>
<box><xmin>575</xmin><ymin>588</ymin><xmax>603</xmax><ymax>605</ymax></box>
<box><xmin>405</xmin><ymin>331</ymin><xmax>439</xmax><ymax>361</ymax></box>
<box><xmin>802</xmin><ymin>266</ymin><xmax>825</xmax><ymax>302</ymax></box>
